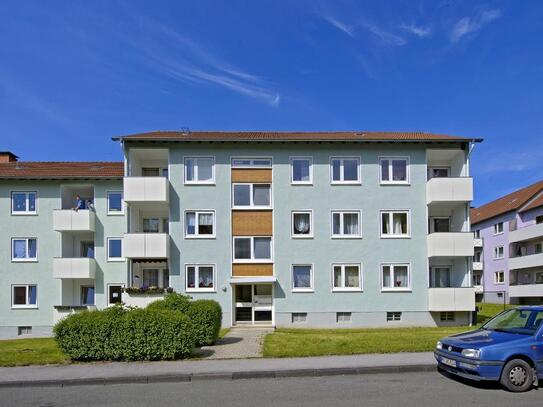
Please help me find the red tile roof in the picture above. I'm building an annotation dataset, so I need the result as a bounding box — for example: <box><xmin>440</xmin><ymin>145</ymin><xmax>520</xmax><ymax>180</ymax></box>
<box><xmin>520</xmin><ymin>192</ymin><xmax>543</xmax><ymax>213</ymax></box>
<box><xmin>113</xmin><ymin>130</ymin><xmax>482</xmax><ymax>143</ymax></box>
<box><xmin>471</xmin><ymin>180</ymin><xmax>543</xmax><ymax>225</ymax></box>
<box><xmin>0</xmin><ymin>162</ymin><xmax>124</xmax><ymax>179</ymax></box>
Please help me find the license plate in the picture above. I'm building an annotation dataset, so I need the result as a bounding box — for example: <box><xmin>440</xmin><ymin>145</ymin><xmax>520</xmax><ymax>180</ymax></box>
<box><xmin>441</xmin><ymin>357</ymin><xmax>457</xmax><ymax>368</ymax></box>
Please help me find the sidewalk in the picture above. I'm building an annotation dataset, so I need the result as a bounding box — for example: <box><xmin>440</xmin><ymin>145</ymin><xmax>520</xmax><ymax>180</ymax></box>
<box><xmin>0</xmin><ymin>352</ymin><xmax>437</xmax><ymax>388</ymax></box>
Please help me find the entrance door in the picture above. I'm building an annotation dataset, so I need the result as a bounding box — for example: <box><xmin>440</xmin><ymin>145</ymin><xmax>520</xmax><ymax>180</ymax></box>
<box><xmin>234</xmin><ymin>284</ymin><xmax>273</xmax><ymax>325</ymax></box>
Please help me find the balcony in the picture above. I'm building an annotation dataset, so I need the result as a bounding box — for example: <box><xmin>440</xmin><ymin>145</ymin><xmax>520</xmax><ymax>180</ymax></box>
<box><xmin>509</xmin><ymin>253</ymin><xmax>543</xmax><ymax>270</ymax></box>
<box><xmin>53</xmin><ymin>258</ymin><xmax>96</xmax><ymax>279</ymax></box>
<box><xmin>53</xmin><ymin>210</ymin><xmax>95</xmax><ymax>232</ymax></box>
<box><xmin>427</xmin><ymin>233</ymin><xmax>474</xmax><ymax>257</ymax></box>
<box><xmin>510</xmin><ymin>283</ymin><xmax>543</xmax><ymax>298</ymax></box>
<box><xmin>123</xmin><ymin>233</ymin><xmax>170</xmax><ymax>258</ymax></box>
<box><xmin>474</xmin><ymin>285</ymin><xmax>484</xmax><ymax>294</ymax></box>
<box><xmin>474</xmin><ymin>238</ymin><xmax>483</xmax><ymax>247</ymax></box>
<box><xmin>428</xmin><ymin>287</ymin><xmax>476</xmax><ymax>311</ymax></box>
<box><xmin>426</xmin><ymin>177</ymin><xmax>473</xmax><ymax>205</ymax></box>
<box><xmin>473</xmin><ymin>261</ymin><xmax>483</xmax><ymax>271</ymax></box>
<box><xmin>510</xmin><ymin>222</ymin><xmax>543</xmax><ymax>243</ymax></box>
<box><xmin>124</xmin><ymin>177</ymin><xmax>169</xmax><ymax>203</ymax></box>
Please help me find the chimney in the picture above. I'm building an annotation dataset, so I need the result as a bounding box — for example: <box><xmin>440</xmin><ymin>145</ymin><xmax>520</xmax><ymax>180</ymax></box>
<box><xmin>0</xmin><ymin>152</ymin><xmax>18</xmax><ymax>163</ymax></box>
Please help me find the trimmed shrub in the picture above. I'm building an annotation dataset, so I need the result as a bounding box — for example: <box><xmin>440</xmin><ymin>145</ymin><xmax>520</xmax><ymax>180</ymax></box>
<box><xmin>146</xmin><ymin>292</ymin><xmax>192</xmax><ymax>313</ymax></box>
<box><xmin>186</xmin><ymin>300</ymin><xmax>222</xmax><ymax>346</ymax></box>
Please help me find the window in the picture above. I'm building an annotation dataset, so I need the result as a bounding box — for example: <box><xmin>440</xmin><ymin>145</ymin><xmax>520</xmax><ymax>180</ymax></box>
<box><xmin>143</xmin><ymin>218</ymin><xmax>160</xmax><ymax>233</ymax></box>
<box><xmin>81</xmin><ymin>286</ymin><xmax>95</xmax><ymax>306</ymax></box>
<box><xmin>440</xmin><ymin>312</ymin><xmax>455</xmax><ymax>322</ymax></box>
<box><xmin>107</xmin><ymin>238</ymin><xmax>123</xmax><ymax>261</ymax></box>
<box><xmin>185</xmin><ymin>211</ymin><xmax>215</xmax><ymax>238</ymax></box>
<box><xmin>536</xmin><ymin>272</ymin><xmax>543</xmax><ymax>284</ymax></box>
<box><xmin>427</xmin><ymin>167</ymin><xmax>449</xmax><ymax>179</ymax></box>
<box><xmin>336</xmin><ymin>312</ymin><xmax>352</xmax><ymax>323</ymax></box>
<box><xmin>292</xmin><ymin>265</ymin><xmax>313</xmax><ymax>292</ymax></box>
<box><xmin>292</xmin><ymin>312</ymin><xmax>307</xmax><ymax>323</ymax></box>
<box><xmin>11</xmin><ymin>285</ymin><xmax>37</xmax><ymax>308</ymax></box>
<box><xmin>497</xmin><ymin>292</ymin><xmax>503</xmax><ymax>298</ymax></box>
<box><xmin>231</xmin><ymin>157</ymin><xmax>272</xmax><ymax>168</ymax></box>
<box><xmin>473</xmin><ymin>273</ymin><xmax>482</xmax><ymax>286</ymax></box>
<box><xmin>232</xmin><ymin>184</ymin><xmax>271</xmax><ymax>208</ymax></box>
<box><xmin>11</xmin><ymin>192</ymin><xmax>37</xmax><ymax>214</ymax></box>
<box><xmin>18</xmin><ymin>326</ymin><xmax>32</xmax><ymax>335</ymax></box>
<box><xmin>494</xmin><ymin>222</ymin><xmax>504</xmax><ymax>234</ymax></box>
<box><xmin>107</xmin><ymin>191</ymin><xmax>123</xmax><ymax>214</ymax></box>
<box><xmin>184</xmin><ymin>157</ymin><xmax>215</xmax><ymax>184</ymax></box>
<box><xmin>494</xmin><ymin>246</ymin><xmax>504</xmax><ymax>260</ymax></box>
<box><xmin>381</xmin><ymin>264</ymin><xmax>410</xmax><ymax>291</ymax></box>
<box><xmin>11</xmin><ymin>238</ymin><xmax>37</xmax><ymax>262</ymax></box>
<box><xmin>291</xmin><ymin>157</ymin><xmax>312</xmax><ymax>184</ymax></box>
<box><xmin>332</xmin><ymin>264</ymin><xmax>362</xmax><ymax>291</ymax></box>
<box><xmin>330</xmin><ymin>157</ymin><xmax>360</xmax><ymax>184</ymax></box>
<box><xmin>537</xmin><ymin>216</ymin><xmax>543</xmax><ymax>225</ymax></box>
<box><xmin>494</xmin><ymin>271</ymin><xmax>505</xmax><ymax>284</ymax></box>
<box><xmin>292</xmin><ymin>211</ymin><xmax>312</xmax><ymax>238</ymax></box>
<box><xmin>108</xmin><ymin>285</ymin><xmax>123</xmax><ymax>305</ymax></box>
<box><xmin>431</xmin><ymin>217</ymin><xmax>450</xmax><ymax>233</ymax></box>
<box><xmin>380</xmin><ymin>157</ymin><xmax>409</xmax><ymax>184</ymax></box>
<box><xmin>431</xmin><ymin>267</ymin><xmax>451</xmax><ymax>288</ymax></box>
<box><xmin>233</xmin><ymin>237</ymin><xmax>272</xmax><ymax>262</ymax></box>
<box><xmin>381</xmin><ymin>211</ymin><xmax>410</xmax><ymax>237</ymax></box>
<box><xmin>186</xmin><ymin>265</ymin><xmax>215</xmax><ymax>291</ymax></box>
<box><xmin>474</xmin><ymin>229</ymin><xmax>481</xmax><ymax>239</ymax></box>
<box><xmin>331</xmin><ymin>211</ymin><xmax>361</xmax><ymax>238</ymax></box>
<box><xmin>535</xmin><ymin>242</ymin><xmax>542</xmax><ymax>254</ymax></box>
<box><xmin>387</xmin><ymin>312</ymin><xmax>402</xmax><ymax>322</ymax></box>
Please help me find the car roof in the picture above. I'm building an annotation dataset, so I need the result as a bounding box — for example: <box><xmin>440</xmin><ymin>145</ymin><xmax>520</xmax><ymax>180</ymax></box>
<box><xmin>515</xmin><ymin>306</ymin><xmax>543</xmax><ymax>311</ymax></box>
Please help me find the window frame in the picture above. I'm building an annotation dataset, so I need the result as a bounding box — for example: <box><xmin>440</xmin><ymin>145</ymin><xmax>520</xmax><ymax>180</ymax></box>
<box><xmin>291</xmin><ymin>264</ymin><xmax>314</xmax><ymax>292</ymax></box>
<box><xmin>11</xmin><ymin>284</ymin><xmax>38</xmax><ymax>309</ymax></box>
<box><xmin>440</xmin><ymin>311</ymin><xmax>455</xmax><ymax>322</ymax></box>
<box><xmin>291</xmin><ymin>210</ymin><xmax>313</xmax><ymax>238</ymax></box>
<box><xmin>494</xmin><ymin>271</ymin><xmax>505</xmax><ymax>284</ymax></box>
<box><xmin>380</xmin><ymin>263</ymin><xmax>411</xmax><ymax>292</ymax></box>
<box><xmin>232</xmin><ymin>236</ymin><xmax>273</xmax><ymax>263</ymax></box>
<box><xmin>80</xmin><ymin>285</ymin><xmax>95</xmax><ymax>306</ymax></box>
<box><xmin>107</xmin><ymin>284</ymin><xmax>124</xmax><ymax>306</ymax></box>
<box><xmin>494</xmin><ymin>246</ymin><xmax>504</xmax><ymax>260</ymax></box>
<box><xmin>106</xmin><ymin>237</ymin><xmax>124</xmax><ymax>262</ymax></box>
<box><xmin>185</xmin><ymin>264</ymin><xmax>217</xmax><ymax>292</ymax></box>
<box><xmin>232</xmin><ymin>183</ymin><xmax>272</xmax><ymax>209</ymax></box>
<box><xmin>107</xmin><ymin>191</ymin><xmax>124</xmax><ymax>215</ymax></box>
<box><xmin>330</xmin><ymin>210</ymin><xmax>362</xmax><ymax>239</ymax></box>
<box><xmin>11</xmin><ymin>191</ymin><xmax>37</xmax><ymax>215</ymax></box>
<box><xmin>493</xmin><ymin>222</ymin><xmax>504</xmax><ymax>235</ymax></box>
<box><xmin>231</xmin><ymin>157</ymin><xmax>272</xmax><ymax>169</ymax></box>
<box><xmin>11</xmin><ymin>237</ymin><xmax>38</xmax><ymax>262</ymax></box>
<box><xmin>184</xmin><ymin>156</ymin><xmax>216</xmax><ymax>185</ymax></box>
<box><xmin>331</xmin><ymin>263</ymin><xmax>363</xmax><ymax>292</ymax></box>
<box><xmin>184</xmin><ymin>210</ymin><xmax>216</xmax><ymax>238</ymax></box>
<box><xmin>379</xmin><ymin>156</ymin><xmax>410</xmax><ymax>185</ymax></box>
<box><xmin>290</xmin><ymin>156</ymin><xmax>313</xmax><ymax>185</ymax></box>
<box><xmin>380</xmin><ymin>210</ymin><xmax>411</xmax><ymax>238</ymax></box>
<box><xmin>387</xmin><ymin>312</ymin><xmax>402</xmax><ymax>322</ymax></box>
<box><xmin>329</xmin><ymin>156</ymin><xmax>361</xmax><ymax>185</ymax></box>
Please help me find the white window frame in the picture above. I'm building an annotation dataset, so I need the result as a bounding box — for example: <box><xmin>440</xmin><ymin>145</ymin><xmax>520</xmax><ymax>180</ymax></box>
<box><xmin>291</xmin><ymin>264</ymin><xmax>314</xmax><ymax>292</ymax></box>
<box><xmin>231</xmin><ymin>157</ymin><xmax>272</xmax><ymax>168</ymax></box>
<box><xmin>11</xmin><ymin>238</ymin><xmax>38</xmax><ymax>262</ymax></box>
<box><xmin>185</xmin><ymin>264</ymin><xmax>217</xmax><ymax>292</ymax></box>
<box><xmin>380</xmin><ymin>210</ymin><xmax>411</xmax><ymax>238</ymax></box>
<box><xmin>331</xmin><ymin>263</ymin><xmax>363</xmax><ymax>292</ymax></box>
<box><xmin>379</xmin><ymin>157</ymin><xmax>410</xmax><ymax>185</ymax></box>
<box><xmin>107</xmin><ymin>283</ymin><xmax>124</xmax><ymax>306</ymax></box>
<box><xmin>336</xmin><ymin>312</ymin><xmax>352</xmax><ymax>323</ymax></box>
<box><xmin>330</xmin><ymin>210</ymin><xmax>362</xmax><ymax>239</ymax></box>
<box><xmin>232</xmin><ymin>236</ymin><xmax>273</xmax><ymax>263</ymax></box>
<box><xmin>387</xmin><ymin>312</ymin><xmax>402</xmax><ymax>322</ymax></box>
<box><xmin>380</xmin><ymin>263</ymin><xmax>411</xmax><ymax>292</ymax></box>
<box><xmin>107</xmin><ymin>191</ymin><xmax>124</xmax><ymax>215</ymax></box>
<box><xmin>493</xmin><ymin>222</ymin><xmax>504</xmax><ymax>235</ymax></box>
<box><xmin>290</xmin><ymin>157</ymin><xmax>313</xmax><ymax>185</ymax></box>
<box><xmin>330</xmin><ymin>156</ymin><xmax>361</xmax><ymax>185</ymax></box>
<box><xmin>494</xmin><ymin>271</ymin><xmax>505</xmax><ymax>284</ymax></box>
<box><xmin>11</xmin><ymin>191</ymin><xmax>37</xmax><ymax>215</ymax></box>
<box><xmin>184</xmin><ymin>156</ymin><xmax>215</xmax><ymax>185</ymax></box>
<box><xmin>184</xmin><ymin>210</ymin><xmax>216</xmax><ymax>238</ymax></box>
<box><xmin>291</xmin><ymin>210</ymin><xmax>313</xmax><ymax>238</ymax></box>
<box><xmin>494</xmin><ymin>246</ymin><xmax>504</xmax><ymax>260</ymax></box>
<box><xmin>11</xmin><ymin>284</ymin><xmax>38</xmax><ymax>309</ymax></box>
<box><xmin>107</xmin><ymin>237</ymin><xmax>124</xmax><ymax>262</ymax></box>
<box><xmin>232</xmin><ymin>183</ymin><xmax>272</xmax><ymax>209</ymax></box>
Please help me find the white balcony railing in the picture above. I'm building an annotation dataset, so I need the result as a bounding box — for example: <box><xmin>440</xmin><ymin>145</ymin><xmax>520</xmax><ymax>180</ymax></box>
<box><xmin>474</xmin><ymin>285</ymin><xmax>484</xmax><ymax>294</ymax></box>
<box><xmin>53</xmin><ymin>209</ymin><xmax>95</xmax><ymax>232</ymax></box>
<box><xmin>509</xmin><ymin>222</ymin><xmax>543</xmax><ymax>243</ymax></box>
<box><xmin>472</xmin><ymin>261</ymin><xmax>483</xmax><ymax>271</ymax></box>
<box><xmin>123</xmin><ymin>233</ymin><xmax>170</xmax><ymax>258</ymax></box>
<box><xmin>509</xmin><ymin>284</ymin><xmax>543</xmax><ymax>298</ymax></box>
<box><xmin>427</xmin><ymin>232</ymin><xmax>475</xmax><ymax>257</ymax></box>
<box><xmin>426</xmin><ymin>177</ymin><xmax>473</xmax><ymax>205</ymax></box>
<box><xmin>124</xmin><ymin>177</ymin><xmax>169</xmax><ymax>203</ymax></box>
<box><xmin>428</xmin><ymin>287</ymin><xmax>476</xmax><ymax>311</ymax></box>
<box><xmin>509</xmin><ymin>253</ymin><xmax>543</xmax><ymax>270</ymax></box>
<box><xmin>53</xmin><ymin>258</ymin><xmax>96</xmax><ymax>279</ymax></box>
<box><xmin>474</xmin><ymin>238</ymin><xmax>483</xmax><ymax>247</ymax></box>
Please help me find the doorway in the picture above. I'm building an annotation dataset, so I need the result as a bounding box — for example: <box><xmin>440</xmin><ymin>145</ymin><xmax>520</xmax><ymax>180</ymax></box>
<box><xmin>234</xmin><ymin>284</ymin><xmax>273</xmax><ymax>326</ymax></box>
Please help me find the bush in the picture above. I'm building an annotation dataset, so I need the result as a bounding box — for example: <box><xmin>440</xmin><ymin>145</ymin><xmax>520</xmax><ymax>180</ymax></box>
<box><xmin>146</xmin><ymin>292</ymin><xmax>192</xmax><ymax>313</ymax></box>
<box><xmin>54</xmin><ymin>305</ymin><xmax>194</xmax><ymax>361</ymax></box>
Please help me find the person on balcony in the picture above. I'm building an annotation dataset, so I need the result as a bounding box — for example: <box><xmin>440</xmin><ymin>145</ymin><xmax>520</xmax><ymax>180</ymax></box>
<box><xmin>72</xmin><ymin>195</ymin><xmax>85</xmax><ymax>211</ymax></box>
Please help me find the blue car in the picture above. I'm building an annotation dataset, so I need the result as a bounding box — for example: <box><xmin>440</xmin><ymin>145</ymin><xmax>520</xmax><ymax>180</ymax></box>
<box><xmin>435</xmin><ymin>306</ymin><xmax>543</xmax><ymax>392</ymax></box>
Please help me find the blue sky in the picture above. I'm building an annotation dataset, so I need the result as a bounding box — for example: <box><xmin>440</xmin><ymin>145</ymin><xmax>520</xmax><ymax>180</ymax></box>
<box><xmin>1</xmin><ymin>0</ymin><xmax>542</xmax><ymax>206</ymax></box>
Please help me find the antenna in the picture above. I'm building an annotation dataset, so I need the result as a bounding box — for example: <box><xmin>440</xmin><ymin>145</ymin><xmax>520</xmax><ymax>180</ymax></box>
<box><xmin>180</xmin><ymin>127</ymin><xmax>191</xmax><ymax>135</ymax></box>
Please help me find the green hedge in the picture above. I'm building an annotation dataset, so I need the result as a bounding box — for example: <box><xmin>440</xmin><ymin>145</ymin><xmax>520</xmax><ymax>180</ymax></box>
<box><xmin>54</xmin><ymin>306</ymin><xmax>194</xmax><ymax>361</ymax></box>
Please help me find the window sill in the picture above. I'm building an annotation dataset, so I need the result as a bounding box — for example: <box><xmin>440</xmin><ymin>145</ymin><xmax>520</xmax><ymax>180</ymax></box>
<box><xmin>184</xmin><ymin>182</ymin><xmax>216</xmax><ymax>186</ymax></box>
<box><xmin>291</xmin><ymin>235</ymin><xmax>314</xmax><ymax>239</ymax></box>
<box><xmin>233</xmin><ymin>260</ymin><xmax>273</xmax><ymax>264</ymax></box>
<box><xmin>332</xmin><ymin>288</ymin><xmax>363</xmax><ymax>292</ymax></box>
<box><xmin>107</xmin><ymin>212</ymin><xmax>125</xmax><ymax>216</ymax></box>
<box><xmin>232</xmin><ymin>206</ymin><xmax>273</xmax><ymax>211</ymax></box>
<box><xmin>380</xmin><ymin>235</ymin><xmax>411</xmax><ymax>239</ymax></box>
<box><xmin>291</xmin><ymin>182</ymin><xmax>313</xmax><ymax>186</ymax></box>
<box><xmin>381</xmin><ymin>288</ymin><xmax>412</xmax><ymax>292</ymax></box>
<box><xmin>11</xmin><ymin>212</ymin><xmax>38</xmax><ymax>216</ymax></box>
<box><xmin>185</xmin><ymin>235</ymin><xmax>216</xmax><ymax>239</ymax></box>
<box><xmin>186</xmin><ymin>289</ymin><xmax>217</xmax><ymax>293</ymax></box>
<box><xmin>11</xmin><ymin>259</ymin><xmax>38</xmax><ymax>263</ymax></box>
<box><xmin>331</xmin><ymin>235</ymin><xmax>362</xmax><ymax>239</ymax></box>
<box><xmin>292</xmin><ymin>289</ymin><xmax>314</xmax><ymax>293</ymax></box>
<box><xmin>380</xmin><ymin>182</ymin><xmax>410</xmax><ymax>186</ymax></box>
<box><xmin>330</xmin><ymin>181</ymin><xmax>361</xmax><ymax>186</ymax></box>
<box><xmin>107</xmin><ymin>258</ymin><xmax>126</xmax><ymax>262</ymax></box>
<box><xmin>11</xmin><ymin>306</ymin><xmax>38</xmax><ymax>309</ymax></box>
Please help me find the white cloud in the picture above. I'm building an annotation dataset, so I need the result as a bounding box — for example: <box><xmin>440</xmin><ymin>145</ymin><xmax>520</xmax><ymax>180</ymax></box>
<box><xmin>401</xmin><ymin>24</ymin><xmax>431</xmax><ymax>38</ymax></box>
<box><xmin>363</xmin><ymin>24</ymin><xmax>406</xmax><ymax>46</ymax></box>
<box><xmin>450</xmin><ymin>9</ymin><xmax>501</xmax><ymax>43</ymax></box>
<box><xmin>322</xmin><ymin>15</ymin><xmax>354</xmax><ymax>37</ymax></box>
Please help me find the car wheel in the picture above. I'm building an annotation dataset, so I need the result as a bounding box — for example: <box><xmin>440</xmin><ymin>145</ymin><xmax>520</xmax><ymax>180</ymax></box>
<box><xmin>500</xmin><ymin>359</ymin><xmax>534</xmax><ymax>392</ymax></box>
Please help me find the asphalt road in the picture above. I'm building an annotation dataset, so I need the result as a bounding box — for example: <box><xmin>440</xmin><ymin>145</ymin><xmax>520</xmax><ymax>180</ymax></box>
<box><xmin>1</xmin><ymin>371</ymin><xmax>540</xmax><ymax>407</ymax></box>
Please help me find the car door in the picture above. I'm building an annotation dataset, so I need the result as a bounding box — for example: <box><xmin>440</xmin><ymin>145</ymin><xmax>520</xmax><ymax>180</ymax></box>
<box><xmin>534</xmin><ymin>314</ymin><xmax>543</xmax><ymax>378</ymax></box>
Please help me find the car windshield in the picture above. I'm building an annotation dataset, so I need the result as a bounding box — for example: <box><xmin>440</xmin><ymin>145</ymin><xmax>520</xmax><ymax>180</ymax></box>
<box><xmin>482</xmin><ymin>309</ymin><xmax>543</xmax><ymax>335</ymax></box>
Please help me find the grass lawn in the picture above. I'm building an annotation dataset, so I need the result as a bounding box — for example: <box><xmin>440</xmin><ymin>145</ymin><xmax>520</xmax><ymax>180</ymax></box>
<box><xmin>262</xmin><ymin>303</ymin><xmax>513</xmax><ymax>358</ymax></box>
<box><xmin>0</xmin><ymin>338</ymin><xmax>68</xmax><ymax>367</ymax></box>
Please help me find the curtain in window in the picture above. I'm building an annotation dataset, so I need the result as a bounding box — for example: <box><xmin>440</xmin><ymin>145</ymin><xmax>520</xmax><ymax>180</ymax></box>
<box><xmin>186</xmin><ymin>159</ymin><xmax>195</xmax><ymax>181</ymax></box>
<box><xmin>333</xmin><ymin>213</ymin><xmax>341</xmax><ymax>235</ymax></box>
<box><xmin>294</xmin><ymin>213</ymin><xmax>310</xmax><ymax>234</ymax></box>
<box><xmin>333</xmin><ymin>266</ymin><xmax>342</xmax><ymax>287</ymax></box>
<box><xmin>143</xmin><ymin>219</ymin><xmax>159</xmax><ymax>233</ymax></box>
<box><xmin>13</xmin><ymin>193</ymin><xmax>26</xmax><ymax>211</ymax></box>
<box><xmin>13</xmin><ymin>240</ymin><xmax>26</xmax><ymax>258</ymax></box>
<box><xmin>186</xmin><ymin>213</ymin><xmax>196</xmax><ymax>234</ymax></box>
<box><xmin>392</xmin><ymin>160</ymin><xmax>407</xmax><ymax>181</ymax></box>
<box><xmin>82</xmin><ymin>287</ymin><xmax>95</xmax><ymax>305</ymax></box>
<box><xmin>433</xmin><ymin>268</ymin><xmax>450</xmax><ymax>288</ymax></box>
<box><xmin>345</xmin><ymin>266</ymin><xmax>360</xmax><ymax>287</ymax></box>
<box><xmin>198</xmin><ymin>213</ymin><xmax>214</xmax><ymax>234</ymax></box>
<box><xmin>394</xmin><ymin>266</ymin><xmax>408</xmax><ymax>287</ymax></box>
<box><xmin>293</xmin><ymin>160</ymin><xmax>310</xmax><ymax>181</ymax></box>
<box><xmin>199</xmin><ymin>267</ymin><xmax>214</xmax><ymax>288</ymax></box>
<box><xmin>197</xmin><ymin>158</ymin><xmax>213</xmax><ymax>181</ymax></box>
<box><xmin>28</xmin><ymin>286</ymin><xmax>37</xmax><ymax>304</ymax></box>
<box><xmin>382</xmin><ymin>266</ymin><xmax>391</xmax><ymax>287</ymax></box>
<box><xmin>393</xmin><ymin>213</ymin><xmax>407</xmax><ymax>234</ymax></box>
<box><xmin>293</xmin><ymin>266</ymin><xmax>311</xmax><ymax>288</ymax></box>
<box><xmin>382</xmin><ymin>213</ymin><xmax>389</xmax><ymax>235</ymax></box>
<box><xmin>332</xmin><ymin>160</ymin><xmax>341</xmax><ymax>180</ymax></box>
<box><xmin>381</xmin><ymin>160</ymin><xmax>390</xmax><ymax>181</ymax></box>
<box><xmin>143</xmin><ymin>269</ymin><xmax>159</xmax><ymax>287</ymax></box>
<box><xmin>343</xmin><ymin>214</ymin><xmax>359</xmax><ymax>235</ymax></box>
<box><xmin>187</xmin><ymin>267</ymin><xmax>196</xmax><ymax>288</ymax></box>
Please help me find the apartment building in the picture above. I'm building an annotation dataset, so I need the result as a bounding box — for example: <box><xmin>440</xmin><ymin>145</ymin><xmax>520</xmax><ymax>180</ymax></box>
<box><xmin>471</xmin><ymin>180</ymin><xmax>543</xmax><ymax>305</ymax></box>
<box><xmin>0</xmin><ymin>131</ymin><xmax>480</xmax><ymax>338</ymax></box>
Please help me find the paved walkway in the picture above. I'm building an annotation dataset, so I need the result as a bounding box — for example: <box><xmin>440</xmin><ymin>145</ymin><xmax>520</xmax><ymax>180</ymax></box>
<box><xmin>197</xmin><ymin>327</ymin><xmax>273</xmax><ymax>359</ymax></box>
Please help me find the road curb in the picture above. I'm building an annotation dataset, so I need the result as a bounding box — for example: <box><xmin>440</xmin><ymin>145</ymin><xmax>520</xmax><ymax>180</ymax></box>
<box><xmin>0</xmin><ymin>363</ymin><xmax>436</xmax><ymax>388</ymax></box>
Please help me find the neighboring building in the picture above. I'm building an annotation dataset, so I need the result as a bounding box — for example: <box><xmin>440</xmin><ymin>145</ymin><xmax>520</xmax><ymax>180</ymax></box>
<box><xmin>471</xmin><ymin>180</ymin><xmax>543</xmax><ymax>304</ymax></box>
<box><xmin>1</xmin><ymin>131</ymin><xmax>481</xmax><ymax>338</ymax></box>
